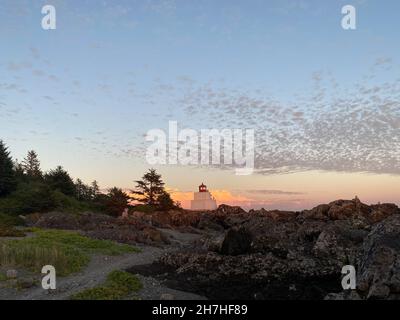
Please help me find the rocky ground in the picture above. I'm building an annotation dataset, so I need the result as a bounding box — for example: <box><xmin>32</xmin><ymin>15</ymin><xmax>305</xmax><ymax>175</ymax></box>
<box><xmin>1</xmin><ymin>197</ymin><xmax>400</xmax><ymax>300</ymax></box>
<box><xmin>0</xmin><ymin>228</ymin><xmax>205</xmax><ymax>300</ymax></box>
<box><xmin>128</xmin><ymin>198</ymin><xmax>400</xmax><ymax>300</ymax></box>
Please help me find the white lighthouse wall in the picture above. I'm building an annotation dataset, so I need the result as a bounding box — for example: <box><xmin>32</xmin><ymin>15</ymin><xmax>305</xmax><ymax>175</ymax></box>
<box><xmin>191</xmin><ymin>199</ymin><xmax>217</xmax><ymax>210</ymax></box>
<box><xmin>190</xmin><ymin>191</ymin><xmax>217</xmax><ymax>210</ymax></box>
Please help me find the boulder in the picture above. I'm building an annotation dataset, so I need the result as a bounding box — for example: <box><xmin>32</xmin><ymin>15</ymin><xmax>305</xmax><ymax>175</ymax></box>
<box><xmin>6</xmin><ymin>269</ymin><xmax>18</xmax><ymax>279</ymax></box>
<box><xmin>357</xmin><ymin>214</ymin><xmax>400</xmax><ymax>300</ymax></box>
<box><xmin>220</xmin><ymin>227</ymin><xmax>252</xmax><ymax>256</ymax></box>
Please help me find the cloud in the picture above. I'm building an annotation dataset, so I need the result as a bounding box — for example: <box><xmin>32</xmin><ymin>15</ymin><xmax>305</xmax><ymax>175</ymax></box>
<box><xmin>169</xmin><ymin>187</ymin><xmax>308</xmax><ymax>210</ymax></box>
<box><xmin>158</xmin><ymin>61</ymin><xmax>400</xmax><ymax>176</ymax></box>
<box><xmin>243</xmin><ymin>189</ymin><xmax>305</xmax><ymax>195</ymax></box>
<box><xmin>7</xmin><ymin>61</ymin><xmax>32</xmax><ymax>71</ymax></box>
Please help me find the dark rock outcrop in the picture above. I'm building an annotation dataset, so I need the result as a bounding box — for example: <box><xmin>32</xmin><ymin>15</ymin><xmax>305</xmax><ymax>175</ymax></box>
<box><xmin>133</xmin><ymin>198</ymin><xmax>400</xmax><ymax>300</ymax></box>
<box><xmin>356</xmin><ymin>214</ymin><xmax>400</xmax><ymax>299</ymax></box>
<box><xmin>220</xmin><ymin>227</ymin><xmax>252</xmax><ymax>256</ymax></box>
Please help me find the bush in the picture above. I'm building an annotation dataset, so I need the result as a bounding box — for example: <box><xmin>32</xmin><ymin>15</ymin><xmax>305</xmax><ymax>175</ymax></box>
<box><xmin>132</xmin><ymin>204</ymin><xmax>156</xmax><ymax>213</ymax></box>
<box><xmin>157</xmin><ymin>191</ymin><xmax>176</xmax><ymax>211</ymax></box>
<box><xmin>0</xmin><ymin>182</ymin><xmax>99</xmax><ymax>216</ymax></box>
<box><xmin>0</xmin><ymin>213</ymin><xmax>25</xmax><ymax>227</ymax></box>
<box><xmin>52</xmin><ymin>191</ymin><xmax>93</xmax><ymax>213</ymax></box>
<box><xmin>103</xmin><ymin>187</ymin><xmax>130</xmax><ymax>217</ymax></box>
<box><xmin>0</xmin><ymin>213</ymin><xmax>25</xmax><ymax>237</ymax></box>
<box><xmin>44</xmin><ymin>166</ymin><xmax>76</xmax><ymax>196</ymax></box>
<box><xmin>0</xmin><ymin>182</ymin><xmax>57</xmax><ymax>215</ymax></box>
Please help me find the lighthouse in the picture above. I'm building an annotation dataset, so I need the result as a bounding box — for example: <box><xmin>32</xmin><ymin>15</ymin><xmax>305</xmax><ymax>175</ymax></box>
<box><xmin>190</xmin><ymin>183</ymin><xmax>218</xmax><ymax>211</ymax></box>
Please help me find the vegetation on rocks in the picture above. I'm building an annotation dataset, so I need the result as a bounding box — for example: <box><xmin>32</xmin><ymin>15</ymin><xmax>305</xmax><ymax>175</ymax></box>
<box><xmin>70</xmin><ymin>270</ymin><xmax>143</xmax><ymax>300</ymax></box>
<box><xmin>0</xmin><ymin>213</ymin><xmax>25</xmax><ymax>237</ymax></box>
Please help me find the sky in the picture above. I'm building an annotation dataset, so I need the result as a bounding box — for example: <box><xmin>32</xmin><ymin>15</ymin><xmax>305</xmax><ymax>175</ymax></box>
<box><xmin>0</xmin><ymin>0</ymin><xmax>399</xmax><ymax>210</ymax></box>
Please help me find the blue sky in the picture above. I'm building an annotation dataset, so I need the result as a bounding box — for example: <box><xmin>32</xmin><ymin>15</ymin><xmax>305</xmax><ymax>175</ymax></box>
<box><xmin>1</xmin><ymin>0</ymin><xmax>399</xmax><ymax>209</ymax></box>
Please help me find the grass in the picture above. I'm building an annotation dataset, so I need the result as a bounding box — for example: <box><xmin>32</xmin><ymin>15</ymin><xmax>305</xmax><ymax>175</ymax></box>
<box><xmin>0</xmin><ymin>229</ymin><xmax>140</xmax><ymax>276</ymax></box>
<box><xmin>70</xmin><ymin>270</ymin><xmax>143</xmax><ymax>300</ymax></box>
<box><xmin>0</xmin><ymin>272</ymin><xmax>7</xmax><ymax>281</ymax></box>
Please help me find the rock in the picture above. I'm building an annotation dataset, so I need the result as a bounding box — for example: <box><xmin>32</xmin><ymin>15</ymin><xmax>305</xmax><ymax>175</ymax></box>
<box><xmin>153</xmin><ymin>199</ymin><xmax>400</xmax><ymax>300</ymax></box>
<box><xmin>324</xmin><ymin>291</ymin><xmax>362</xmax><ymax>300</ymax></box>
<box><xmin>160</xmin><ymin>293</ymin><xmax>175</xmax><ymax>300</ymax></box>
<box><xmin>220</xmin><ymin>227</ymin><xmax>252</xmax><ymax>256</ymax></box>
<box><xmin>6</xmin><ymin>269</ymin><xmax>18</xmax><ymax>279</ymax></box>
<box><xmin>206</xmin><ymin>235</ymin><xmax>224</xmax><ymax>253</ymax></box>
<box><xmin>121</xmin><ymin>209</ymin><xmax>129</xmax><ymax>219</ymax></box>
<box><xmin>16</xmin><ymin>278</ymin><xmax>36</xmax><ymax>289</ymax></box>
<box><xmin>357</xmin><ymin>214</ymin><xmax>400</xmax><ymax>300</ymax></box>
<box><xmin>214</xmin><ymin>204</ymin><xmax>246</xmax><ymax>215</ymax></box>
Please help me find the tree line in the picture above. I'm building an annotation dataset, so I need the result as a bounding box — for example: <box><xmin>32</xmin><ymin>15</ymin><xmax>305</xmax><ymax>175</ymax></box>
<box><xmin>0</xmin><ymin>140</ymin><xmax>178</xmax><ymax>216</ymax></box>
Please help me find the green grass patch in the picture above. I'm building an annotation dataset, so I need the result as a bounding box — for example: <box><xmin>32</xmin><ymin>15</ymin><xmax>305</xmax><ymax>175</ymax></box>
<box><xmin>70</xmin><ymin>270</ymin><xmax>142</xmax><ymax>300</ymax></box>
<box><xmin>0</xmin><ymin>272</ymin><xmax>7</xmax><ymax>281</ymax></box>
<box><xmin>0</xmin><ymin>229</ymin><xmax>140</xmax><ymax>276</ymax></box>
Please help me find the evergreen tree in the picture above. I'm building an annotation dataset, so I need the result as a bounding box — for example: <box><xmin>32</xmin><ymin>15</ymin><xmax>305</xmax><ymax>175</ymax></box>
<box><xmin>157</xmin><ymin>191</ymin><xmax>176</xmax><ymax>211</ymax></box>
<box><xmin>13</xmin><ymin>159</ymin><xmax>26</xmax><ymax>182</ymax></box>
<box><xmin>0</xmin><ymin>140</ymin><xmax>16</xmax><ymax>196</ymax></box>
<box><xmin>104</xmin><ymin>187</ymin><xmax>130</xmax><ymax>216</ymax></box>
<box><xmin>75</xmin><ymin>178</ymin><xmax>91</xmax><ymax>201</ymax></box>
<box><xmin>90</xmin><ymin>180</ymin><xmax>100</xmax><ymax>200</ymax></box>
<box><xmin>22</xmin><ymin>150</ymin><xmax>42</xmax><ymax>179</ymax></box>
<box><xmin>44</xmin><ymin>166</ymin><xmax>75</xmax><ymax>196</ymax></box>
<box><xmin>131</xmin><ymin>168</ymin><xmax>165</xmax><ymax>205</ymax></box>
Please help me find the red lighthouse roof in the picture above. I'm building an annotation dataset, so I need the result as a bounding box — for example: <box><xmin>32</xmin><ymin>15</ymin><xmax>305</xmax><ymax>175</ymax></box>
<box><xmin>199</xmin><ymin>183</ymin><xmax>207</xmax><ymax>192</ymax></box>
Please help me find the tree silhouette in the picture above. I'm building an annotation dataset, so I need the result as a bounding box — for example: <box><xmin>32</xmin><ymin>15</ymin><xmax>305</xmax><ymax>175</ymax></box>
<box><xmin>44</xmin><ymin>166</ymin><xmax>75</xmax><ymax>196</ymax></box>
<box><xmin>131</xmin><ymin>168</ymin><xmax>165</xmax><ymax>205</ymax></box>
<box><xmin>105</xmin><ymin>187</ymin><xmax>130</xmax><ymax>216</ymax></box>
<box><xmin>157</xmin><ymin>191</ymin><xmax>176</xmax><ymax>210</ymax></box>
<box><xmin>22</xmin><ymin>150</ymin><xmax>42</xmax><ymax>179</ymax></box>
<box><xmin>90</xmin><ymin>180</ymin><xmax>100</xmax><ymax>200</ymax></box>
<box><xmin>0</xmin><ymin>140</ymin><xmax>16</xmax><ymax>196</ymax></box>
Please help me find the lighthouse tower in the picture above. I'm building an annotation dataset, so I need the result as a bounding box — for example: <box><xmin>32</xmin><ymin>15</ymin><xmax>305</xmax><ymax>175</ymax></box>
<box><xmin>190</xmin><ymin>183</ymin><xmax>217</xmax><ymax>211</ymax></box>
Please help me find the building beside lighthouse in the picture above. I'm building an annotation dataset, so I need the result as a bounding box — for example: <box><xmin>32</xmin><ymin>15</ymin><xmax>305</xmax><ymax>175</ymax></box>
<box><xmin>190</xmin><ymin>183</ymin><xmax>217</xmax><ymax>211</ymax></box>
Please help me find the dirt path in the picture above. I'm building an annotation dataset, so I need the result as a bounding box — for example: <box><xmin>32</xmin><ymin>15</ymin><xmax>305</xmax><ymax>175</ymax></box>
<box><xmin>1</xmin><ymin>229</ymin><xmax>206</xmax><ymax>300</ymax></box>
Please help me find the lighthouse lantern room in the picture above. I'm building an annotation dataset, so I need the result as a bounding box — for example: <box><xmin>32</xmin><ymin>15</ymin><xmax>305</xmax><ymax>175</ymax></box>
<box><xmin>191</xmin><ymin>183</ymin><xmax>217</xmax><ymax>211</ymax></box>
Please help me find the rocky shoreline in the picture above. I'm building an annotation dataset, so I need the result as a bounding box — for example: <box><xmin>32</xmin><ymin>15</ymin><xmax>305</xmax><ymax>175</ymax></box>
<box><xmin>24</xmin><ymin>197</ymin><xmax>400</xmax><ymax>300</ymax></box>
<box><xmin>128</xmin><ymin>198</ymin><xmax>400</xmax><ymax>300</ymax></box>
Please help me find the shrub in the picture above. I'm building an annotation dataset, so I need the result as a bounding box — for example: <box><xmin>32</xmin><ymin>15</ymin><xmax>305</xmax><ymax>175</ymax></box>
<box><xmin>0</xmin><ymin>182</ymin><xmax>57</xmax><ymax>215</ymax></box>
<box><xmin>0</xmin><ymin>213</ymin><xmax>26</xmax><ymax>237</ymax></box>
<box><xmin>133</xmin><ymin>204</ymin><xmax>156</xmax><ymax>213</ymax></box>
<box><xmin>44</xmin><ymin>166</ymin><xmax>76</xmax><ymax>197</ymax></box>
<box><xmin>157</xmin><ymin>191</ymin><xmax>176</xmax><ymax>211</ymax></box>
<box><xmin>52</xmin><ymin>191</ymin><xmax>93</xmax><ymax>213</ymax></box>
<box><xmin>0</xmin><ymin>213</ymin><xmax>25</xmax><ymax>227</ymax></box>
<box><xmin>103</xmin><ymin>187</ymin><xmax>130</xmax><ymax>217</ymax></box>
